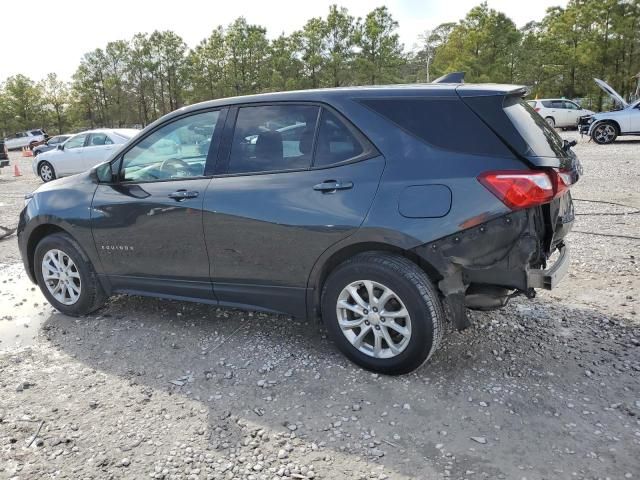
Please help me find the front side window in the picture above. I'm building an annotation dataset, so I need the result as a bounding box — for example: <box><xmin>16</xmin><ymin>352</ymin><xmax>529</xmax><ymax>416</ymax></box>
<box><xmin>227</xmin><ymin>105</ymin><xmax>319</xmax><ymax>174</ymax></box>
<box><xmin>313</xmin><ymin>110</ymin><xmax>364</xmax><ymax>167</ymax></box>
<box><xmin>564</xmin><ymin>101</ymin><xmax>579</xmax><ymax>110</ymax></box>
<box><xmin>122</xmin><ymin>110</ymin><xmax>219</xmax><ymax>182</ymax></box>
<box><xmin>65</xmin><ymin>134</ymin><xmax>87</xmax><ymax>150</ymax></box>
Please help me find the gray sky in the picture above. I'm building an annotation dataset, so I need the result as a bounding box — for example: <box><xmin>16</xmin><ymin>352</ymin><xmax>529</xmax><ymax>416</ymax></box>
<box><xmin>0</xmin><ymin>0</ymin><xmax>567</xmax><ymax>82</ymax></box>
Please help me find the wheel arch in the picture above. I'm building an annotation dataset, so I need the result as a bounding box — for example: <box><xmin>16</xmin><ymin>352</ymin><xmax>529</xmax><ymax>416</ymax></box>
<box><xmin>590</xmin><ymin>118</ymin><xmax>621</xmax><ymax>135</ymax></box>
<box><xmin>306</xmin><ymin>240</ymin><xmax>442</xmax><ymax>320</ymax></box>
<box><xmin>25</xmin><ymin>224</ymin><xmax>69</xmax><ymax>281</ymax></box>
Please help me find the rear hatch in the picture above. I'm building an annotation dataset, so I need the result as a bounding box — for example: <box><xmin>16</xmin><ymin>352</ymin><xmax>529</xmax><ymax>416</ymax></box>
<box><xmin>457</xmin><ymin>86</ymin><xmax>581</xmax><ymax>255</ymax></box>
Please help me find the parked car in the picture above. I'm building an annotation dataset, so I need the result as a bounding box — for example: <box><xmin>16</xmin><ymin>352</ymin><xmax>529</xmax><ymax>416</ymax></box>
<box><xmin>18</xmin><ymin>84</ymin><xmax>580</xmax><ymax>374</ymax></box>
<box><xmin>0</xmin><ymin>139</ymin><xmax>8</xmax><ymax>169</ymax></box>
<box><xmin>578</xmin><ymin>78</ymin><xmax>640</xmax><ymax>144</ymax></box>
<box><xmin>527</xmin><ymin>99</ymin><xmax>594</xmax><ymax>128</ymax></box>
<box><xmin>4</xmin><ymin>129</ymin><xmax>47</xmax><ymax>151</ymax></box>
<box><xmin>33</xmin><ymin>134</ymin><xmax>72</xmax><ymax>156</ymax></box>
<box><xmin>33</xmin><ymin>129</ymin><xmax>139</xmax><ymax>182</ymax></box>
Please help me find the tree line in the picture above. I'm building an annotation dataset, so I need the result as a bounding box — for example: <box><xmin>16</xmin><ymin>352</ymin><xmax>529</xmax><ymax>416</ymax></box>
<box><xmin>1</xmin><ymin>0</ymin><xmax>639</xmax><ymax>137</ymax></box>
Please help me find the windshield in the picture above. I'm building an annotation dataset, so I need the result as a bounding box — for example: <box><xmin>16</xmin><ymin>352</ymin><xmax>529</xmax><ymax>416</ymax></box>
<box><xmin>503</xmin><ymin>97</ymin><xmax>569</xmax><ymax>159</ymax></box>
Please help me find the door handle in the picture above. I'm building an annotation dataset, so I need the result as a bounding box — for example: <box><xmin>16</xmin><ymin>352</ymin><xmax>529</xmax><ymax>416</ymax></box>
<box><xmin>313</xmin><ymin>180</ymin><xmax>353</xmax><ymax>193</ymax></box>
<box><xmin>168</xmin><ymin>190</ymin><xmax>199</xmax><ymax>201</ymax></box>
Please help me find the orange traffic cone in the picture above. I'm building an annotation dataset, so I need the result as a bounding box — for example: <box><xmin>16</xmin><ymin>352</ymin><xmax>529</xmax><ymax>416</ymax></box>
<box><xmin>22</xmin><ymin>147</ymin><xmax>33</xmax><ymax>157</ymax></box>
<box><xmin>13</xmin><ymin>163</ymin><xmax>22</xmax><ymax>177</ymax></box>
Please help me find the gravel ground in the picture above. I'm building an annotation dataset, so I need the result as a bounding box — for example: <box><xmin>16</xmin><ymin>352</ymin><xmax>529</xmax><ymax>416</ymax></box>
<box><xmin>0</xmin><ymin>133</ymin><xmax>639</xmax><ymax>480</ymax></box>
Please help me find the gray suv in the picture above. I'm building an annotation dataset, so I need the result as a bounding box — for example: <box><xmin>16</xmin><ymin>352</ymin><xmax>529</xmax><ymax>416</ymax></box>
<box><xmin>18</xmin><ymin>83</ymin><xmax>579</xmax><ymax>374</ymax></box>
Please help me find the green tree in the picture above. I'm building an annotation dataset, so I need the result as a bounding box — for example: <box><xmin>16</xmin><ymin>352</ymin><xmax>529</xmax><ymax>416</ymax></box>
<box><xmin>225</xmin><ymin>18</ymin><xmax>270</xmax><ymax>95</ymax></box>
<box><xmin>3</xmin><ymin>75</ymin><xmax>44</xmax><ymax>131</ymax></box>
<box><xmin>324</xmin><ymin>5</ymin><xmax>355</xmax><ymax>87</ymax></box>
<box><xmin>353</xmin><ymin>6</ymin><xmax>404</xmax><ymax>84</ymax></box>
<box><xmin>299</xmin><ymin>17</ymin><xmax>327</xmax><ymax>88</ymax></box>
<box><xmin>41</xmin><ymin>73</ymin><xmax>69</xmax><ymax>134</ymax></box>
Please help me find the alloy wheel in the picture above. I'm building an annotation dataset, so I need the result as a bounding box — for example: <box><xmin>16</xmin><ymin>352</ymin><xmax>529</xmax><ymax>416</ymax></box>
<box><xmin>336</xmin><ymin>280</ymin><xmax>412</xmax><ymax>359</ymax></box>
<box><xmin>594</xmin><ymin>124</ymin><xmax>616</xmax><ymax>143</ymax></box>
<box><xmin>41</xmin><ymin>249</ymin><xmax>82</xmax><ymax>305</ymax></box>
<box><xmin>40</xmin><ymin>163</ymin><xmax>53</xmax><ymax>181</ymax></box>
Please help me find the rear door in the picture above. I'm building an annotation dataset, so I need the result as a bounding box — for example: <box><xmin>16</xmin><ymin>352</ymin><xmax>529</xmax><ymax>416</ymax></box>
<box><xmin>83</xmin><ymin>133</ymin><xmax>116</xmax><ymax>170</ymax></box>
<box><xmin>203</xmin><ymin>103</ymin><xmax>384</xmax><ymax>316</ymax></box>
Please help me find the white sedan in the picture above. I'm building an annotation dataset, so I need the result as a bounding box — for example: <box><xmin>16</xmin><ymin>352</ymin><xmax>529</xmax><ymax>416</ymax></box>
<box><xmin>33</xmin><ymin>129</ymin><xmax>139</xmax><ymax>182</ymax></box>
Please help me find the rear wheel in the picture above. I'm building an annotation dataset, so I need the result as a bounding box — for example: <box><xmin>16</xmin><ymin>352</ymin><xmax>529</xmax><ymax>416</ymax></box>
<box><xmin>34</xmin><ymin>233</ymin><xmax>107</xmax><ymax>316</ymax></box>
<box><xmin>39</xmin><ymin>161</ymin><xmax>55</xmax><ymax>182</ymax></box>
<box><xmin>321</xmin><ymin>252</ymin><xmax>445</xmax><ymax>375</ymax></box>
<box><xmin>592</xmin><ymin>122</ymin><xmax>618</xmax><ymax>144</ymax></box>
<box><xmin>545</xmin><ymin>116</ymin><xmax>556</xmax><ymax>128</ymax></box>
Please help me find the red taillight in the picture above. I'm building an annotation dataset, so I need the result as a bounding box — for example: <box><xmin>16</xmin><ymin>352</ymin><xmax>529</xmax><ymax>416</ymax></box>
<box><xmin>534</xmin><ymin>107</ymin><xmax>541</xmax><ymax>112</ymax></box>
<box><xmin>478</xmin><ymin>170</ymin><xmax>570</xmax><ymax>210</ymax></box>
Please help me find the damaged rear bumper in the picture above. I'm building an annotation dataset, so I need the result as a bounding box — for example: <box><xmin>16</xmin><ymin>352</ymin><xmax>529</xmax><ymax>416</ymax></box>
<box><xmin>412</xmin><ymin>206</ymin><xmax>572</xmax><ymax>330</ymax></box>
<box><xmin>527</xmin><ymin>244</ymin><xmax>569</xmax><ymax>289</ymax></box>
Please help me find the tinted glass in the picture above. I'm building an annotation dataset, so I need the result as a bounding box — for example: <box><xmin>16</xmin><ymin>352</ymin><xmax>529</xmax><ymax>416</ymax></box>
<box><xmin>314</xmin><ymin>109</ymin><xmax>364</xmax><ymax>167</ymax></box>
<box><xmin>65</xmin><ymin>134</ymin><xmax>87</xmax><ymax>149</ymax></box>
<box><xmin>550</xmin><ymin>100</ymin><xmax>564</xmax><ymax>108</ymax></box>
<box><xmin>541</xmin><ymin>100</ymin><xmax>553</xmax><ymax>108</ymax></box>
<box><xmin>227</xmin><ymin>105</ymin><xmax>319</xmax><ymax>174</ymax></box>
<box><xmin>122</xmin><ymin>110</ymin><xmax>219</xmax><ymax>182</ymax></box>
<box><xmin>564</xmin><ymin>101</ymin><xmax>578</xmax><ymax>110</ymax></box>
<box><xmin>30</xmin><ymin>130</ymin><xmax>43</xmax><ymax>135</ymax></box>
<box><xmin>361</xmin><ymin>98</ymin><xmax>512</xmax><ymax>156</ymax></box>
<box><xmin>503</xmin><ymin>97</ymin><xmax>568</xmax><ymax>159</ymax></box>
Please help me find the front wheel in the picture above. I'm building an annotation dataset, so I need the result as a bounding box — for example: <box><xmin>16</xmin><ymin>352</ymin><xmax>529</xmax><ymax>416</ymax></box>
<box><xmin>34</xmin><ymin>233</ymin><xmax>107</xmax><ymax>316</ymax></box>
<box><xmin>591</xmin><ymin>122</ymin><xmax>618</xmax><ymax>144</ymax></box>
<box><xmin>321</xmin><ymin>252</ymin><xmax>445</xmax><ymax>375</ymax></box>
<box><xmin>39</xmin><ymin>161</ymin><xmax>55</xmax><ymax>182</ymax></box>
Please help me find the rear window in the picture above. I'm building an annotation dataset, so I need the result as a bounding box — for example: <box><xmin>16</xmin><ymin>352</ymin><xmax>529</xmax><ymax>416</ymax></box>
<box><xmin>30</xmin><ymin>130</ymin><xmax>43</xmax><ymax>136</ymax></box>
<box><xmin>359</xmin><ymin>98</ymin><xmax>512</xmax><ymax>157</ymax></box>
<box><xmin>503</xmin><ymin>97</ymin><xmax>568</xmax><ymax>159</ymax></box>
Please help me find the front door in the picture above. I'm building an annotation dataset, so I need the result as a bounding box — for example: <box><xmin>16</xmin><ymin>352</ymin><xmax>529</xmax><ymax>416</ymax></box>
<box><xmin>91</xmin><ymin>109</ymin><xmax>225</xmax><ymax>300</ymax></box>
<box><xmin>204</xmin><ymin>104</ymin><xmax>384</xmax><ymax>316</ymax></box>
<box><xmin>57</xmin><ymin>133</ymin><xmax>87</xmax><ymax>176</ymax></box>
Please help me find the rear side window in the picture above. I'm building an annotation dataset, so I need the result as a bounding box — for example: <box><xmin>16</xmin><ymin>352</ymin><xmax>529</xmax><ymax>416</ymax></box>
<box><xmin>360</xmin><ymin>98</ymin><xmax>512</xmax><ymax>157</ymax></box>
<box><xmin>314</xmin><ymin>109</ymin><xmax>364</xmax><ymax>167</ymax></box>
<box><xmin>227</xmin><ymin>105</ymin><xmax>319</xmax><ymax>174</ymax></box>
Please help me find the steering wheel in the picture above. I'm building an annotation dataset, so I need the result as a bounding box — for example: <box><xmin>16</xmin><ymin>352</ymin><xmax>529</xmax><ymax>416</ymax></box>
<box><xmin>159</xmin><ymin>157</ymin><xmax>190</xmax><ymax>177</ymax></box>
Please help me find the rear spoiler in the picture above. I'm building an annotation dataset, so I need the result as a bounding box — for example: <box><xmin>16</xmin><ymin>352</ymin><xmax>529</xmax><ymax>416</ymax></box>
<box><xmin>432</xmin><ymin>72</ymin><xmax>465</xmax><ymax>84</ymax></box>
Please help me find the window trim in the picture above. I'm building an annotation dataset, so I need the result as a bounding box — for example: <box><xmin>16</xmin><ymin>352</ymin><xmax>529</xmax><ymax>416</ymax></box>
<box><xmin>214</xmin><ymin>101</ymin><xmax>379</xmax><ymax>178</ymax></box>
<box><xmin>107</xmin><ymin>107</ymin><xmax>228</xmax><ymax>185</ymax></box>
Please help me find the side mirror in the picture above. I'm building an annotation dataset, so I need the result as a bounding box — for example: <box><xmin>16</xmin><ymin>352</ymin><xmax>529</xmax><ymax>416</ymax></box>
<box><xmin>57</xmin><ymin>144</ymin><xmax>64</xmax><ymax>150</ymax></box>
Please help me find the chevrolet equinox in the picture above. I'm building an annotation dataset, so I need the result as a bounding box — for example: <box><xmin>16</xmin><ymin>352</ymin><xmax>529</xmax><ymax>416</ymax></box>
<box><xmin>18</xmin><ymin>84</ymin><xmax>580</xmax><ymax>374</ymax></box>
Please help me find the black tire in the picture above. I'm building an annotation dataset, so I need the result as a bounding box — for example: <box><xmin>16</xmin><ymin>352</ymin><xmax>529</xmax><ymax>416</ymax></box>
<box><xmin>38</xmin><ymin>161</ymin><xmax>56</xmax><ymax>182</ymax></box>
<box><xmin>34</xmin><ymin>233</ymin><xmax>107</xmax><ymax>316</ymax></box>
<box><xmin>591</xmin><ymin>121</ymin><xmax>618</xmax><ymax>145</ymax></box>
<box><xmin>545</xmin><ymin>116</ymin><xmax>555</xmax><ymax>128</ymax></box>
<box><xmin>321</xmin><ymin>252</ymin><xmax>445</xmax><ymax>375</ymax></box>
